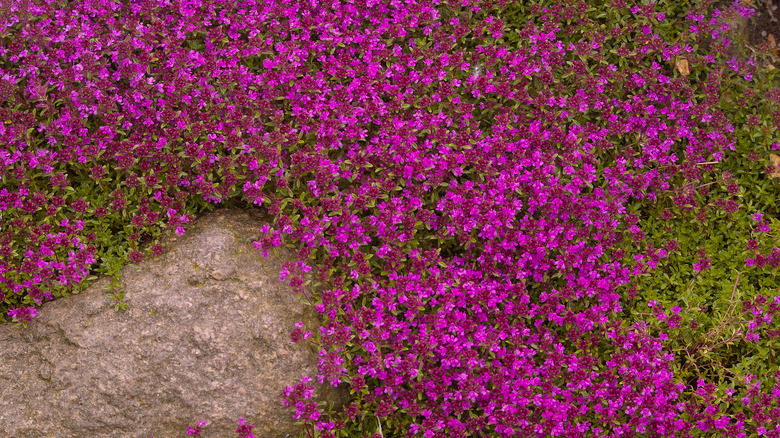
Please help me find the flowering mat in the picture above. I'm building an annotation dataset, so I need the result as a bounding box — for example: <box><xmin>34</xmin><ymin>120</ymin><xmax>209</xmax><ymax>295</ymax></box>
<box><xmin>3</xmin><ymin>0</ymin><xmax>780</xmax><ymax>437</ymax></box>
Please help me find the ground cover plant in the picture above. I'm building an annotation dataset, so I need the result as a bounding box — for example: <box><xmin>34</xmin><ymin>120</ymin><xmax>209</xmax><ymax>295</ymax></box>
<box><xmin>2</xmin><ymin>0</ymin><xmax>780</xmax><ymax>436</ymax></box>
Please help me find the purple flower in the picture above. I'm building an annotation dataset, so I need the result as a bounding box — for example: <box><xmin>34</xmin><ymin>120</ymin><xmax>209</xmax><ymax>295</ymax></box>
<box><xmin>186</xmin><ymin>419</ymin><xmax>207</xmax><ymax>435</ymax></box>
<box><xmin>8</xmin><ymin>306</ymin><xmax>39</xmax><ymax>325</ymax></box>
<box><xmin>235</xmin><ymin>418</ymin><xmax>255</xmax><ymax>438</ymax></box>
<box><xmin>714</xmin><ymin>415</ymin><xmax>730</xmax><ymax>429</ymax></box>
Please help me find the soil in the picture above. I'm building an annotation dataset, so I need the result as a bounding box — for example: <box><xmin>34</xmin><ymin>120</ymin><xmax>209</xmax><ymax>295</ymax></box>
<box><xmin>706</xmin><ymin>0</ymin><xmax>780</xmax><ymax>70</ymax></box>
<box><xmin>723</xmin><ymin>0</ymin><xmax>780</xmax><ymax>66</ymax></box>
<box><xmin>747</xmin><ymin>0</ymin><xmax>780</xmax><ymax>56</ymax></box>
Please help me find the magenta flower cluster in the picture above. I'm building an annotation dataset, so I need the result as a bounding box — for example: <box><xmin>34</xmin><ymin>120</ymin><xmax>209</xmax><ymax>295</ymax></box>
<box><xmin>1</xmin><ymin>0</ymin><xmax>779</xmax><ymax>436</ymax></box>
<box><xmin>151</xmin><ymin>417</ymin><xmax>256</xmax><ymax>437</ymax></box>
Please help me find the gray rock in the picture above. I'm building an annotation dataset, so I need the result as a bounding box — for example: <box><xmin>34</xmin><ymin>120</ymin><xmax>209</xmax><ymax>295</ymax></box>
<box><xmin>0</xmin><ymin>208</ymin><xmax>349</xmax><ymax>438</ymax></box>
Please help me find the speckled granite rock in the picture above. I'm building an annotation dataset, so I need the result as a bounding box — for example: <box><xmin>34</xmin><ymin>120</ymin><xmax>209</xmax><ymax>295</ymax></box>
<box><xmin>0</xmin><ymin>208</ymin><xmax>349</xmax><ymax>438</ymax></box>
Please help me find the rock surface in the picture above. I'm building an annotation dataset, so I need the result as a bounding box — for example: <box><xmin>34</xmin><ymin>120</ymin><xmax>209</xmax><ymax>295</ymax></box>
<box><xmin>0</xmin><ymin>208</ymin><xmax>349</xmax><ymax>438</ymax></box>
